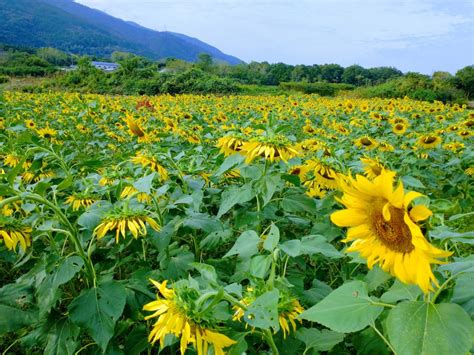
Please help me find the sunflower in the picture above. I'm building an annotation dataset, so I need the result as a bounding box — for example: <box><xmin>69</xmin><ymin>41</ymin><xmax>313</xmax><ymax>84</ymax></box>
<box><xmin>216</xmin><ymin>135</ymin><xmax>245</xmax><ymax>156</ymax></box>
<box><xmin>417</xmin><ymin>135</ymin><xmax>441</xmax><ymax>149</ymax></box>
<box><xmin>240</xmin><ymin>136</ymin><xmax>299</xmax><ymax>164</ymax></box>
<box><xmin>36</xmin><ymin>127</ymin><xmax>58</xmax><ymax>140</ymax></box>
<box><xmin>0</xmin><ymin>216</ymin><xmax>32</xmax><ymax>251</ymax></box>
<box><xmin>121</xmin><ymin>185</ymin><xmax>152</xmax><ymax>204</ymax></box>
<box><xmin>457</xmin><ymin>130</ymin><xmax>472</xmax><ymax>139</ymax></box>
<box><xmin>360</xmin><ymin>157</ymin><xmax>385</xmax><ymax>179</ymax></box>
<box><xmin>125</xmin><ymin>116</ymin><xmax>146</xmax><ymax>137</ymax></box>
<box><xmin>25</xmin><ymin>119</ymin><xmax>36</xmax><ymax>129</ymax></box>
<box><xmin>355</xmin><ymin>136</ymin><xmax>378</xmax><ymax>150</ymax></box>
<box><xmin>65</xmin><ymin>194</ymin><xmax>96</xmax><ymax>211</ymax></box>
<box><xmin>3</xmin><ymin>154</ymin><xmax>20</xmax><ymax>167</ymax></box>
<box><xmin>131</xmin><ymin>153</ymin><xmax>169</xmax><ymax>181</ymax></box>
<box><xmin>232</xmin><ymin>287</ymin><xmax>304</xmax><ymax>338</ymax></box>
<box><xmin>392</xmin><ymin>123</ymin><xmax>407</xmax><ymax>135</ymax></box>
<box><xmin>330</xmin><ymin>170</ymin><xmax>452</xmax><ymax>293</ymax></box>
<box><xmin>143</xmin><ymin>279</ymin><xmax>236</xmax><ymax>355</ymax></box>
<box><xmin>311</xmin><ymin>162</ymin><xmax>339</xmax><ymax>190</ymax></box>
<box><xmin>465</xmin><ymin>167</ymin><xmax>474</xmax><ymax>176</ymax></box>
<box><xmin>93</xmin><ymin>210</ymin><xmax>160</xmax><ymax>242</ymax></box>
<box><xmin>443</xmin><ymin>142</ymin><xmax>464</xmax><ymax>153</ymax></box>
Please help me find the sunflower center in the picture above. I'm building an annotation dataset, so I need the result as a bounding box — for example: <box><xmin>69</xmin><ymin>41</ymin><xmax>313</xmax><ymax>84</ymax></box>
<box><xmin>361</xmin><ymin>138</ymin><xmax>372</xmax><ymax>146</ymax></box>
<box><xmin>371</xmin><ymin>203</ymin><xmax>414</xmax><ymax>253</ymax></box>
<box><xmin>423</xmin><ymin>137</ymin><xmax>436</xmax><ymax>144</ymax></box>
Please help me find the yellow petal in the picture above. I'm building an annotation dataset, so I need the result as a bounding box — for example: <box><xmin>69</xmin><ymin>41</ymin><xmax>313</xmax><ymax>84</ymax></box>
<box><xmin>409</xmin><ymin>205</ymin><xmax>432</xmax><ymax>222</ymax></box>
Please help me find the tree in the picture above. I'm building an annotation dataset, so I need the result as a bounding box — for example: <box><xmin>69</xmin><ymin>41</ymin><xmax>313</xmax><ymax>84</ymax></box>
<box><xmin>454</xmin><ymin>65</ymin><xmax>474</xmax><ymax>99</ymax></box>
<box><xmin>342</xmin><ymin>65</ymin><xmax>370</xmax><ymax>86</ymax></box>
<box><xmin>36</xmin><ymin>47</ymin><xmax>71</xmax><ymax>66</ymax></box>
<box><xmin>320</xmin><ymin>64</ymin><xmax>344</xmax><ymax>83</ymax></box>
<box><xmin>196</xmin><ymin>53</ymin><xmax>213</xmax><ymax>72</ymax></box>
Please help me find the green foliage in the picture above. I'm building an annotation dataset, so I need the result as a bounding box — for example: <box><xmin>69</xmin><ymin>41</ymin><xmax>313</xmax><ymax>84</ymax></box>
<box><xmin>280</xmin><ymin>81</ymin><xmax>354</xmax><ymax>96</ymax></box>
<box><xmin>353</xmin><ymin>71</ymin><xmax>468</xmax><ymax>103</ymax></box>
<box><xmin>386</xmin><ymin>302</ymin><xmax>473</xmax><ymax>355</ymax></box>
<box><xmin>454</xmin><ymin>65</ymin><xmax>474</xmax><ymax>99</ymax></box>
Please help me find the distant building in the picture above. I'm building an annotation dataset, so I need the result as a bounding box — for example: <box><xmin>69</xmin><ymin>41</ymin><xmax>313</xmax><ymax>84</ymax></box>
<box><xmin>91</xmin><ymin>61</ymin><xmax>119</xmax><ymax>72</ymax></box>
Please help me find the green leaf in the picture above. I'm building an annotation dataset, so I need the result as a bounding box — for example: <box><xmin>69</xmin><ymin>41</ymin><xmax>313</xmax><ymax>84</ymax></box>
<box><xmin>224</xmin><ymin>230</ymin><xmax>260</xmax><ymax>259</ymax></box>
<box><xmin>250</xmin><ymin>255</ymin><xmax>272</xmax><ymax>278</ymax></box>
<box><xmin>365</xmin><ymin>266</ymin><xmax>391</xmax><ymax>291</ymax></box>
<box><xmin>380</xmin><ymin>280</ymin><xmax>422</xmax><ymax>303</ymax></box>
<box><xmin>182</xmin><ymin>212</ymin><xmax>223</xmax><ymax>233</ymax></box>
<box><xmin>438</xmin><ymin>255</ymin><xmax>474</xmax><ymax>274</ymax></box>
<box><xmin>280</xmin><ymin>240</ymin><xmax>301</xmax><ymax>257</ymax></box>
<box><xmin>244</xmin><ymin>289</ymin><xmax>279</xmax><ymax>330</ymax></box>
<box><xmin>217</xmin><ymin>183</ymin><xmax>255</xmax><ymax>218</ymax></box>
<box><xmin>69</xmin><ymin>281</ymin><xmax>126</xmax><ymax>352</ymax></box>
<box><xmin>0</xmin><ymin>304</ymin><xmax>37</xmax><ymax>334</ymax></box>
<box><xmin>451</xmin><ymin>273</ymin><xmax>474</xmax><ymax>317</ymax></box>
<box><xmin>132</xmin><ymin>173</ymin><xmax>156</xmax><ymax>194</ymax></box>
<box><xmin>263</xmin><ymin>223</ymin><xmax>280</xmax><ymax>252</ymax></box>
<box><xmin>300</xmin><ymin>235</ymin><xmax>343</xmax><ymax>258</ymax></box>
<box><xmin>351</xmin><ymin>327</ymin><xmax>390</xmax><ymax>355</ymax></box>
<box><xmin>256</xmin><ymin>173</ymin><xmax>282</xmax><ymax>206</ymax></box>
<box><xmin>44</xmin><ymin>318</ymin><xmax>80</xmax><ymax>355</ymax></box>
<box><xmin>299</xmin><ymin>281</ymin><xmax>383</xmax><ymax>333</ymax></box>
<box><xmin>401</xmin><ymin>176</ymin><xmax>425</xmax><ymax>189</ymax></box>
<box><xmin>295</xmin><ymin>328</ymin><xmax>345</xmax><ymax>352</ymax></box>
<box><xmin>190</xmin><ymin>263</ymin><xmax>217</xmax><ymax>283</ymax></box>
<box><xmin>37</xmin><ymin>256</ymin><xmax>84</xmax><ymax>316</ymax></box>
<box><xmin>214</xmin><ymin>154</ymin><xmax>245</xmax><ymax>176</ymax></box>
<box><xmin>281</xmin><ymin>194</ymin><xmax>316</xmax><ymax>214</ymax></box>
<box><xmin>387</xmin><ymin>301</ymin><xmax>473</xmax><ymax>355</ymax></box>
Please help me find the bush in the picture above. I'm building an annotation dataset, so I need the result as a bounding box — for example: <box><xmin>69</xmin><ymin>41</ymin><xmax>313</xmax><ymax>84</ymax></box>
<box><xmin>280</xmin><ymin>82</ymin><xmax>354</xmax><ymax>96</ymax></box>
<box><xmin>0</xmin><ymin>75</ymin><xmax>9</xmax><ymax>84</ymax></box>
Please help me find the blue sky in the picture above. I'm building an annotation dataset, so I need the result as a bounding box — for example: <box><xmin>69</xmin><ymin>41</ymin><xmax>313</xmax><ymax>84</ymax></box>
<box><xmin>76</xmin><ymin>0</ymin><xmax>473</xmax><ymax>74</ymax></box>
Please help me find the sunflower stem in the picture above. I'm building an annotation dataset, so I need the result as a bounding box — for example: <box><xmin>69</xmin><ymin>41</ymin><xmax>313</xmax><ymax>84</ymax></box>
<box><xmin>5</xmin><ymin>192</ymin><xmax>97</xmax><ymax>288</ymax></box>
<box><xmin>369</xmin><ymin>300</ymin><xmax>395</xmax><ymax>308</ymax></box>
<box><xmin>431</xmin><ymin>271</ymin><xmax>465</xmax><ymax>304</ymax></box>
<box><xmin>370</xmin><ymin>323</ymin><xmax>396</xmax><ymax>354</ymax></box>
<box><xmin>263</xmin><ymin>329</ymin><xmax>279</xmax><ymax>355</ymax></box>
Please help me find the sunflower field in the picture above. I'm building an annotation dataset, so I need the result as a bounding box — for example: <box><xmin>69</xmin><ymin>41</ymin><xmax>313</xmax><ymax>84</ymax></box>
<box><xmin>0</xmin><ymin>91</ymin><xmax>473</xmax><ymax>354</ymax></box>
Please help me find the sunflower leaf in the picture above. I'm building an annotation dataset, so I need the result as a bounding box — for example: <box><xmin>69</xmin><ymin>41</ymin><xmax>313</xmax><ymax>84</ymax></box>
<box><xmin>299</xmin><ymin>281</ymin><xmax>383</xmax><ymax>333</ymax></box>
<box><xmin>387</xmin><ymin>301</ymin><xmax>473</xmax><ymax>355</ymax></box>
<box><xmin>68</xmin><ymin>280</ymin><xmax>126</xmax><ymax>352</ymax></box>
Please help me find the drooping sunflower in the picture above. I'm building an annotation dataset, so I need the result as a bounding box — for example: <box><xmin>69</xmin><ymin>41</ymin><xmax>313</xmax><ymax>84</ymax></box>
<box><xmin>232</xmin><ymin>286</ymin><xmax>304</xmax><ymax>338</ymax></box>
<box><xmin>131</xmin><ymin>152</ymin><xmax>169</xmax><ymax>181</ymax></box>
<box><xmin>121</xmin><ymin>185</ymin><xmax>152</xmax><ymax>204</ymax></box>
<box><xmin>93</xmin><ymin>209</ymin><xmax>160</xmax><ymax>242</ymax></box>
<box><xmin>330</xmin><ymin>170</ymin><xmax>452</xmax><ymax>293</ymax></box>
<box><xmin>0</xmin><ymin>216</ymin><xmax>32</xmax><ymax>251</ymax></box>
<box><xmin>216</xmin><ymin>135</ymin><xmax>245</xmax><ymax>156</ymax></box>
<box><xmin>3</xmin><ymin>153</ymin><xmax>20</xmax><ymax>167</ymax></box>
<box><xmin>143</xmin><ymin>279</ymin><xmax>236</xmax><ymax>355</ymax></box>
<box><xmin>65</xmin><ymin>194</ymin><xmax>96</xmax><ymax>211</ymax></box>
<box><xmin>240</xmin><ymin>136</ymin><xmax>299</xmax><ymax>164</ymax></box>
<box><xmin>124</xmin><ymin>116</ymin><xmax>146</xmax><ymax>138</ymax></box>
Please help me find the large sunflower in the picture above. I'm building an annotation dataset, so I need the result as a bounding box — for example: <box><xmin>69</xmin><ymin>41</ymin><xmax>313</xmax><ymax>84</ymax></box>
<box><xmin>330</xmin><ymin>170</ymin><xmax>452</xmax><ymax>293</ymax></box>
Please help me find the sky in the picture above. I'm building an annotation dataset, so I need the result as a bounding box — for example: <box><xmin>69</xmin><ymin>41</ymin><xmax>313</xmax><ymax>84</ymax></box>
<box><xmin>75</xmin><ymin>0</ymin><xmax>474</xmax><ymax>74</ymax></box>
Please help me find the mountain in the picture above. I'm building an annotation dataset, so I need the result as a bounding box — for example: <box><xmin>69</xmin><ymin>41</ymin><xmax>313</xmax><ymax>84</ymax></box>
<box><xmin>0</xmin><ymin>0</ymin><xmax>242</xmax><ymax>64</ymax></box>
